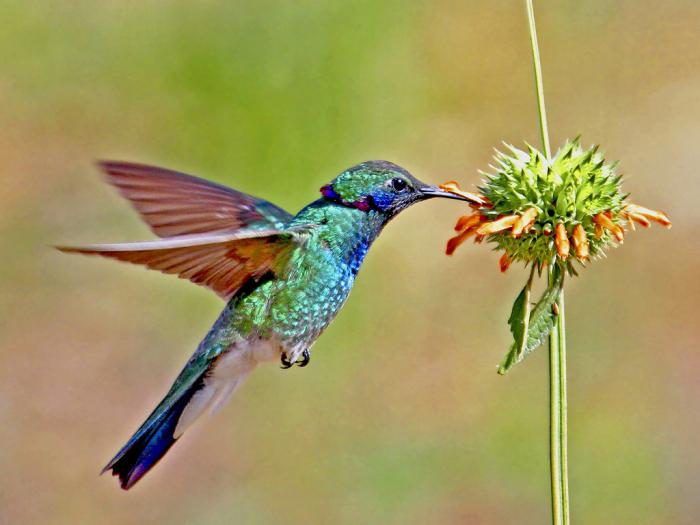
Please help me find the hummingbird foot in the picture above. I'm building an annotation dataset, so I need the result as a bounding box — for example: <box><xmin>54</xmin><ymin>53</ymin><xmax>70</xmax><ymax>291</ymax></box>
<box><xmin>280</xmin><ymin>349</ymin><xmax>310</xmax><ymax>369</ymax></box>
<box><xmin>280</xmin><ymin>353</ymin><xmax>293</xmax><ymax>369</ymax></box>
<box><xmin>297</xmin><ymin>349</ymin><xmax>311</xmax><ymax>367</ymax></box>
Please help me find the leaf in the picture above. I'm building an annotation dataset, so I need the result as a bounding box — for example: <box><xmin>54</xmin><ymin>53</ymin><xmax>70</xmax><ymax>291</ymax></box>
<box><xmin>498</xmin><ymin>265</ymin><xmax>564</xmax><ymax>375</ymax></box>
<box><xmin>508</xmin><ymin>267</ymin><xmax>535</xmax><ymax>360</ymax></box>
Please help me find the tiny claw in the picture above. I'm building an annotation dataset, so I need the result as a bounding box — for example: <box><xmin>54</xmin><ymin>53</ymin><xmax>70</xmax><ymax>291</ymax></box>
<box><xmin>297</xmin><ymin>349</ymin><xmax>311</xmax><ymax>367</ymax></box>
<box><xmin>280</xmin><ymin>353</ymin><xmax>293</xmax><ymax>369</ymax></box>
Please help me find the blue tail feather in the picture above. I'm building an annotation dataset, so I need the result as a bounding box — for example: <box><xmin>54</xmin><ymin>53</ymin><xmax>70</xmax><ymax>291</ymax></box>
<box><xmin>102</xmin><ymin>375</ymin><xmax>206</xmax><ymax>490</ymax></box>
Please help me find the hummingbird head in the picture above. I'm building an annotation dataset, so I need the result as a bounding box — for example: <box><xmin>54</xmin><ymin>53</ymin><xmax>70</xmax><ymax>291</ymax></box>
<box><xmin>320</xmin><ymin>160</ymin><xmax>470</xmax><ymax>217</ymax></box>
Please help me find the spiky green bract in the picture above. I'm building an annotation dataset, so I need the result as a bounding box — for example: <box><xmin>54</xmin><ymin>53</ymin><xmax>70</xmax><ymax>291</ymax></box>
<box><xmin>478</xmin><ymin>138</ymin><xmax>627</xmax><ymax>271</ymax></box>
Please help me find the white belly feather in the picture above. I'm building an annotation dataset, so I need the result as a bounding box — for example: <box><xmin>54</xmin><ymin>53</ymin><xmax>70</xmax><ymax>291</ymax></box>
<box><xmin>173</xmin><ymin>339</ymin><xmax>282</xmax><ymax>438</ymax></box>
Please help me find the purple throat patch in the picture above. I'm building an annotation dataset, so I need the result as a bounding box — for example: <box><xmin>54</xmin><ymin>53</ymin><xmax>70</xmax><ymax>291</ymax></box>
<box><xmin>320</xmin><ymin>185</ymin><xmax>372</xmax><ymax>211</ymax></box>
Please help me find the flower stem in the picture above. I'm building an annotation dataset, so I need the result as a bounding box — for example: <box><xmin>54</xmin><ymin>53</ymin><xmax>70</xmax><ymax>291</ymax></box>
<box><xmin>548</xmin><ymin>269</ymin><xmax>569</xmax><ymax>525</ymax></box>
<box><xmin>557</xmin><ymin>290</ymin><xmax>570</xmax><ymax>522</ymax></box>
<box><xmin>526</xmin><ymin>0</ymin><xmax>551</xmax><ymax>159</ymax></box>
<box><xmin>525</xmin><ymin>1</ymin><xmax>570</xmax><ymax>523</ymax></box>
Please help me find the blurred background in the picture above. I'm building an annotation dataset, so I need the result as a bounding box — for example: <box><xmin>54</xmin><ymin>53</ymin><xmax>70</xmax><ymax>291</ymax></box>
<box><xmin>1</xmin><ymin>1</ymin><xmax>698</xmax><ymax>523</ymax></box>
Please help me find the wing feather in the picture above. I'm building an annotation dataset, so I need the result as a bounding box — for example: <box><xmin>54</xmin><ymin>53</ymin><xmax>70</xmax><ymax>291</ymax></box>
<box><xmin>99</xmin><ymin>161</ymin><xmax>293</xmax><ymax>236</ymax></box>
<box><xmin>57</xmin><ymin>229</ymin><xmax>311</xmax><ymax>300</ymax></box>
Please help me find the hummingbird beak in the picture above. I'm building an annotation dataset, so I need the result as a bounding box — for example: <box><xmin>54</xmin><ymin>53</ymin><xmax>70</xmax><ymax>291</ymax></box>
<box><xmin>419</xmin><ymin>185</ymin><xmax>472</xmax><ymax>201</ymax></box>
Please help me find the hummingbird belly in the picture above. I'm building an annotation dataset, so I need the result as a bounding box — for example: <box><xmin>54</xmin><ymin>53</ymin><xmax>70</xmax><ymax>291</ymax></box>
<box><xmin>267</xmin><ymin>255</ymin><xmax>356</xmax><ymax>358</ymax></box>
<box><xmin>174</xmin><ymin>337</ymin><xmax>283</xmax><ymax>437</ymax></box>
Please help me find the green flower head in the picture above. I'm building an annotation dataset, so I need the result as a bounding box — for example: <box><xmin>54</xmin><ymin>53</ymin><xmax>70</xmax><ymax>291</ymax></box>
<box><xmin>443</xmin><ymin>138</ymin><xmax>671</xmax><ymax>274</ymax></box>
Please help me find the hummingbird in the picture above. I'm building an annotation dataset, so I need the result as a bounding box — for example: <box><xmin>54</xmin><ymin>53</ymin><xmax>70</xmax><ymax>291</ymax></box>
<box><xmin>59</xmin><ymin>159</ymin><xmax>468</xmax><ymax>489</ymax></box>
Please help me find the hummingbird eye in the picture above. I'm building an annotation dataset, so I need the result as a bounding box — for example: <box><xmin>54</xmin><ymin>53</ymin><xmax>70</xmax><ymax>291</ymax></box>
<box><xmin>389</xmin><ymin>177</ymin><xmax>408</xmax><ymax>192</ymax></box>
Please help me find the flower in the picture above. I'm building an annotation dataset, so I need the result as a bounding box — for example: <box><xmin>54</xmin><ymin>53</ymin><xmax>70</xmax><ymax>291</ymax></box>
<box><xmin>439</xmin><ymin>180</ymin><xmax>487</xmax><ymax>207</ymax></box>
<box><xmin>512</xmin><ymin>207</ymin><xmax>538</xmax><ymax>237</ymax></box>
<box><xmin>571</xmin><ymin>224</ymin><xmax>589</xmax><ymax>259</ymax></box>
<box><xmin>623</xmin><ymin>203</ymin><xmax>672</xmax><ymax>229</ymax></box>
<box><xmin>554</xmin><ymin>223</ymin><xmax>570</xmax><ymax>259</ymax></box>
<box><xmin>442</xmin><ymin>139</ymin><xmax>671</xmax><ymax>273</ymax></box>
<box><xmin>593</xmin><ymin>212</ymin><xmax>624</xmax><ymax>242</ymax></box>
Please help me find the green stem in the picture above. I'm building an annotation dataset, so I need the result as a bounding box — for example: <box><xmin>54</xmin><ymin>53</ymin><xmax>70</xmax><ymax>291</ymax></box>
<box><xmin>526</xmin><ymin>1</ymin><xmax>570</xmax><ymax>523</ymax></box>
<box><xmin>526</xmin><ymin>0</ymin><xmax>551</xmax><ymax>159</ymax></box>
<box><xmin>557</xmin><ymin>290</ymin><xmax>570</xmax><ymax>522</ymax></box>
<box><xmin>548</xmin><ymin>270</ymin><xmax>569</xmax><ymax>525</ymax></box>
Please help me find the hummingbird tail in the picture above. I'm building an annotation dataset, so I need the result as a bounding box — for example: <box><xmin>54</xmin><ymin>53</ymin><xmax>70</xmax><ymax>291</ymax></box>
<box><xmin>101</xmin><ymin>374</ymin><xmax>207</xmax><ymax>490</ymax></box>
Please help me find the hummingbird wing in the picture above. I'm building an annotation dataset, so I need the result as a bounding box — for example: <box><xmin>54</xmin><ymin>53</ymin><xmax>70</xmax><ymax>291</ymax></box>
<box><xmin>57</xmin><ymin>228</ymin><xmax>311</xmax><ymax>300</ymax></box>
<box><xmin>99</xmin><ymin>161</ymin><xmax>293</xmax><ymax>236</ymax></box>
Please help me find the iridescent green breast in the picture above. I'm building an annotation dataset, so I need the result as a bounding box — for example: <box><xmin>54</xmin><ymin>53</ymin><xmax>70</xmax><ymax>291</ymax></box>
<box><xmin>225</xmin><ymin>200</ymin><xmax>386</xmax><ymax>349</ymax></box>
<box><xmin>268</xmin><ymin>201</ymin><xmax>384</xmax><ymax>345</ymax></box>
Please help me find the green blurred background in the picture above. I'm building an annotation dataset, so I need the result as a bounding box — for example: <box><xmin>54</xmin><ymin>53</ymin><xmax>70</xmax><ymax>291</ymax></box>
<box><xmin>1</xmin><ymin>1</ymin><xmax>698</xmax><ymax>523</ymax></box>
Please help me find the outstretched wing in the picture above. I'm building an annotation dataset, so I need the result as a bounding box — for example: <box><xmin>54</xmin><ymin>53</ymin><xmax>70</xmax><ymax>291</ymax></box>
<box><xmin>57</xmin><ymin>228</ymin><xmax>311</xmax><ymax>300</ymax></box>
<box><xmin>99</xmin><ymin>161</ymin><xmax>293</xmax><ymax>237</ymax></box>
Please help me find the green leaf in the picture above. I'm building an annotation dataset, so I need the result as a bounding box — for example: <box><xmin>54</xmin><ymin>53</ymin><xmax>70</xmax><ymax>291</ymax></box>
<box><xmin>508</xmin><ymin>267</ymin><xmax>534</xmax><ymax>360</ymax></box>
<box><xmin>498</xmin><ymin>265</ymin><xmax>564</xmax><ymax>375</ymax></box>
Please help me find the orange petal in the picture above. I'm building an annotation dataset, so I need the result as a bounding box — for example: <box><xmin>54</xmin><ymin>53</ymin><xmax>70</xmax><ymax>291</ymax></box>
<box><xmin>594</xmin><ymin>223</ymin><xmax>603</xmax><ymax>239</ymax></box>
<box><xmin>627</xmin><ymin>212</ymin><xmax>651</xmax><ymax>228</ymax></box>
<box><xmin>572</xmin><ymin>224</ymin><xmax>589</xmax><ymax>259</ymax></box>
<box><xmin>625</xmin><ymin>204</ymin><xmax>672</xmax><ymax>228</ymax></box>
<box><xmin>454</xmin><ymin>213</ymin><xmax>483</xmax><ymax>232</ymax></box>
<box><xmin>594</xmin><ymin>213</ymin><xmax>612</xmax><ymax>229</ymax></box>
<box><xmin>499</xmin><ymin>253</ymin><xmax>511</xmax><ymax>273</ymax></box>
<box><xmin>594</xmin><ymin>213</ymin><xmax>624</xmax><ymax>242</ymax></box>
<box><xmin>476</xmin><ymin>215</ymin><xmax>518</xmax><ymax>235</ymax></box>
<box><xmin>512</xmin><ymin>207</ymin><xmax>538</xmax><ymax>237</ymax></box>
<box><xmin>438</xmin><ymin>181</ymin><xmax>486</xmax><ymax>206</ymax></box>
<box><xmin>613</xmin><ymin>225</ymin><xmax>625</xmax><ymax>242</ymax></box>
<box><xmin>446</xmin><ymin>229</ymin><xmax>476</xmax><ymax>255</ymax></box>
<box><xmin>555</xmin><ymin>223</ymin><xmax>570</xmax><ymax>259</ymax></box>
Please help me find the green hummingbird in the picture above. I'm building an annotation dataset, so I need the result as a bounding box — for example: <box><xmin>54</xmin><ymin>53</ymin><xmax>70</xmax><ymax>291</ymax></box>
<box><xmin>59</xmin><ymin>160</ymin><xmax>468</xmax><ymax>489</ymax></box>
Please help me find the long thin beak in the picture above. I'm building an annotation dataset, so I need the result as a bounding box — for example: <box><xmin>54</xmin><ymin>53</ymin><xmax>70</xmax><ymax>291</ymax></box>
<box><xmin>419</xmin><ymin>185</ymin><xmax>471</xmax><ymax>201</ymax></box>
